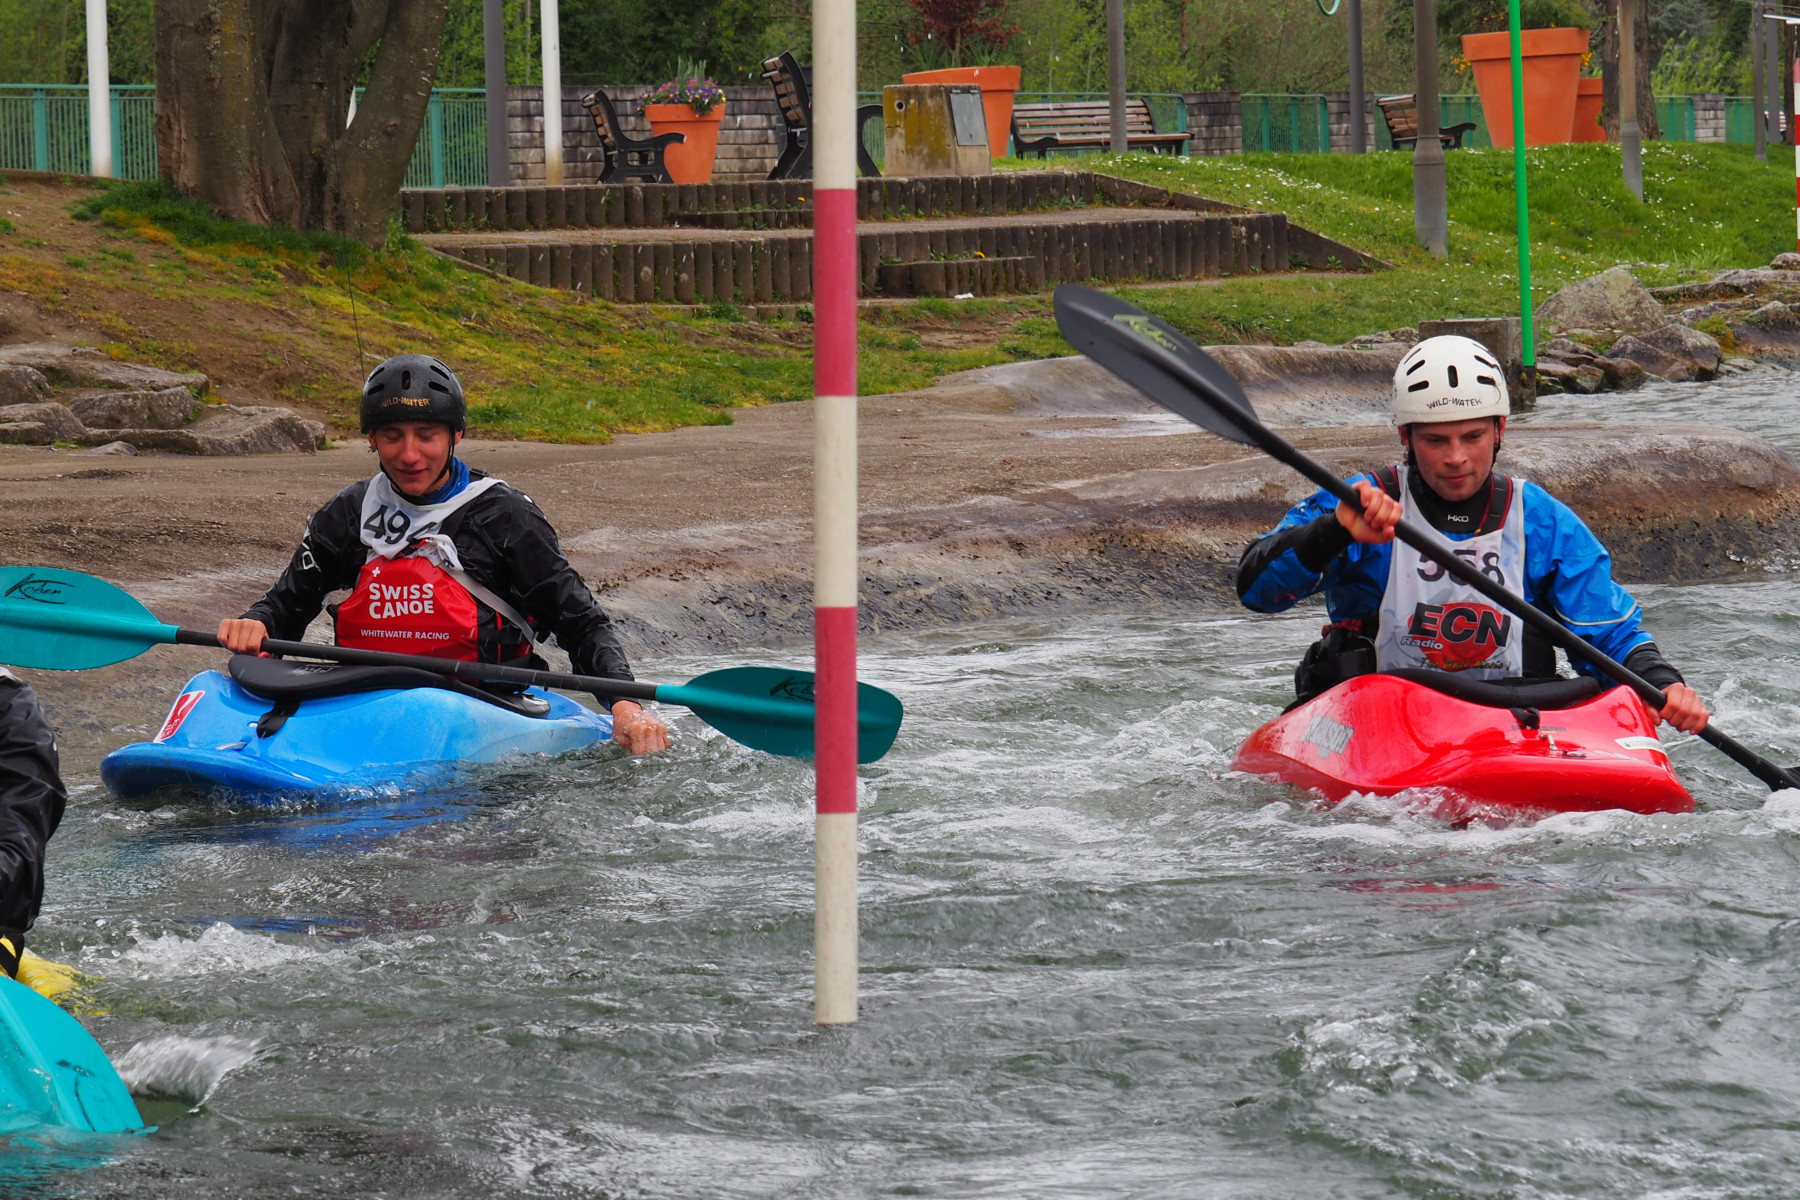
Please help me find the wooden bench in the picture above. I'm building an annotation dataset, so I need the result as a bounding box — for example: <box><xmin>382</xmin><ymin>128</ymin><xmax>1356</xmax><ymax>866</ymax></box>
<box><xmin>760</xmin><ymin>51</ymin><xmax>883</xmax><ymax>180</ymax></box>
<box><xmin>1376</xmin><ymin>94</ymin><xmax>1478</xmax><ymax>150</ymax></box>
<box><xmin>1009</xmin><ymin>98</ymin><xmax>1191</xmax><ymax>158</ymax></box>
<box><xmin>579</xmin><ymin>89</ymin><xmax>682</xmax><ymax>184</ymax></box>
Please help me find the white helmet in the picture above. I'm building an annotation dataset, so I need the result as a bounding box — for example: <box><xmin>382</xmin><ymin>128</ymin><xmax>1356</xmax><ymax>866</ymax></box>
<box><xmin>1392</xmin><ymin>335</ymin><xmax>1509</xmax><ymax>426</ymax></box>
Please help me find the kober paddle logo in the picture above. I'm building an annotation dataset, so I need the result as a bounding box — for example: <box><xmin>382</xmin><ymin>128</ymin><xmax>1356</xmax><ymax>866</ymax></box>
<box><xmin>2</xmin><ymin>572</ymin><xmax>73</xmax><ymax>605</ymax></box>
<box><xmin>1404</xmin><ymin>601</ymin><xmax>1513</xmax><ymax>670</ymax></box>
<box><xmin>769</xmin><ymin>676</ymin><xmax>816</xmax><ymax>703</ymax></box>
<box><xmin>1112</xmin><ymin>314</ymin><xmax>1183</xmax><ymax>355</ymax></box>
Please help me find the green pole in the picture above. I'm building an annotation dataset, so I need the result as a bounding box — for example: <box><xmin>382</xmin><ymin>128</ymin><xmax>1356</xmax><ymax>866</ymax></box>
<box><xmin>1508</xmin><ymin>0</ymin><xmax>1536</xmax><ymax>375</ymax></box>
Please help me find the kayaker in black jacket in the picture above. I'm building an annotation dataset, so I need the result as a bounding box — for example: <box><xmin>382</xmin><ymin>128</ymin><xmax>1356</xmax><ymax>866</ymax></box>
<box><xmin>218</xmin><ymin>354</ymin><xmax>669</xmax><ymax>754</ymax></box>
<box><xmin>0</xmin><ymin>667</ymin><xmax>67</xmax><ymax>980</ymax></box>
<box><xmin>1235</xmin><ymin>334</ymin><xmax>1708</xmax><ymax>734</ymax></box>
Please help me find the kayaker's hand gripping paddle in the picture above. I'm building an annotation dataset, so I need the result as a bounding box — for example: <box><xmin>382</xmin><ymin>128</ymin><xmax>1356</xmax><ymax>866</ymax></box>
<box><xmin>1052</xmin><ymin>283</ymin><xmax>1800</xmax><ymax>794</ymax></box>
<box><xmin>0</xmin><ymin>569</ymin><xmax>903</xmax><ymax>764</ymax></box>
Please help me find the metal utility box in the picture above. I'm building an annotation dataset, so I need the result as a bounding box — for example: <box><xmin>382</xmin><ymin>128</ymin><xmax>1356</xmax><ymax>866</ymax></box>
<box><xmin>881</xmin><ymin>84</ymin><xmax>992</xmax><ymax>177</ymax></box>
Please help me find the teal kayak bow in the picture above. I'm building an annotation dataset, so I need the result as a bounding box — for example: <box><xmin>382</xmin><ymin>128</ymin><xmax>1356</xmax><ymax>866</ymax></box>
<box><xmin>0</xmin><ymin>976</ymin><xmax>141</xmax><ymax>1134</ymax></box>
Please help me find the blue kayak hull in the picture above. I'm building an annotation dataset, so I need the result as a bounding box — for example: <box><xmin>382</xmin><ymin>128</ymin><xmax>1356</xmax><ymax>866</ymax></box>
<box><xmin>102</xmin><ymin>670</ymin><xmax>613</xmax><ymax>805</ymax></box>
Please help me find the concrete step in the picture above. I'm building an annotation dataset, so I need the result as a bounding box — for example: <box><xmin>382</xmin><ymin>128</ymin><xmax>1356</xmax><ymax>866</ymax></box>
<box><xmin>433</xmin><ymin>209</ymin><xmax>1299</xmax><ymax>304</ymax></box>
<box><xmin>400</xmin><ymin>170</ymin><xmax>1121</xmax><ymax>234</ymax></box>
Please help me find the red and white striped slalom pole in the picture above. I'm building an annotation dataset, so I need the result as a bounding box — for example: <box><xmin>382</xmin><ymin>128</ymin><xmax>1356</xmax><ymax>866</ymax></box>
<box><xmin>812</xmin><ymin>0</ymin><xmax>860</xmax><ymax>1025</ymax></box>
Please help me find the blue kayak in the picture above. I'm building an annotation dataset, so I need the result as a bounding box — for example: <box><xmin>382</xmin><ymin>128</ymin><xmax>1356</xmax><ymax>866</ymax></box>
<box><xmin>102</xmin><ymin>655</ymin><xmax>614</xmax><ymax>805</ymax></box>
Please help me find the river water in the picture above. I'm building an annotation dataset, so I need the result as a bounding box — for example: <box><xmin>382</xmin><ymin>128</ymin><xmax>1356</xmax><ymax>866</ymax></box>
<box><xmin>16</xmin><ymin>369</ymin><xmax>1800</xmax><ymax>1198</ymax></box>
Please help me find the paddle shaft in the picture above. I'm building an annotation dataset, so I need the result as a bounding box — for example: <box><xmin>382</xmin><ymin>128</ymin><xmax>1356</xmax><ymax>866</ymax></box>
<box><xmin>1244</xmin><ymin>423</ymin><xmax>1798</xmax><ymax>792</ymax></box>
<box><xmin>168</xmin><ymin>628</ymin><xmax>661</xmax><ymax>702</ymax></box>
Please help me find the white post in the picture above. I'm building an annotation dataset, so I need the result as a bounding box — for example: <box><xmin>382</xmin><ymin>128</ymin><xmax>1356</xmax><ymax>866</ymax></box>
<box><xmin>540</xmin><ymin>0</ymin><xmax>562</xmax><ymax>185</ymax></box>
<box><xmin>85</xmin><ymin>0</ymin><xmax>111</xmax><ymax>177</ymax></box>
<box><xmin>813</xmin><ymin>0</ymin><xmax>859</xmax><ymax>1026</ymax></box>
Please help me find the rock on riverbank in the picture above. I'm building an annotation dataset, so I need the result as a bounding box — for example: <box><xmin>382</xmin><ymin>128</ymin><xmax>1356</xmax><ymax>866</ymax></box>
<box><xmin>0</xmin><ymin>344</ymin><xmax>325</xmax><ymax>455</ymax></box>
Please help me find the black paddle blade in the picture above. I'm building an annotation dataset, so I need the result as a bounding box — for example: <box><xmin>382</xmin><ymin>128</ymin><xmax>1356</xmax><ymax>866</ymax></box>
<box><xmin>1051</xmin><ymin>285</ymin><xmax>1261</xmax><ymax>447</ymax></box>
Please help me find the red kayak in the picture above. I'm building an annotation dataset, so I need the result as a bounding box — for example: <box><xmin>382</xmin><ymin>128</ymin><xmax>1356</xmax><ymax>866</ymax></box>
<box><xmin>1233</xmin><ymin>669</ymin><xmax>1694</xmax><ymax>817</ymax></box>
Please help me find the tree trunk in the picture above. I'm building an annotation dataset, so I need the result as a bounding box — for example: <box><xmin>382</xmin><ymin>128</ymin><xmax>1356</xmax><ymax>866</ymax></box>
<box><xmin>1600</xmin><ymin>0</ymin><xmax>1658</xmax><ymax>142</ymax></box>
<box><xmin>329</xmin><ymin>0</ymin><xmax>447</xmax><ymax>241</ymax></box>
<box><xmin>153</xmin><ymin>0</ymin><xmax>300</xmax><ymax>227</ymax></box>
<box><xmin>154</xmin><ymin>0</ymin><xmax>446</xmax><ymax>243</ymax></box>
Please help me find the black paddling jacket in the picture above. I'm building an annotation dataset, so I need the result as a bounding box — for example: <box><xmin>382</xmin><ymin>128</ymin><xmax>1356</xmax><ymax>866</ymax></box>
<box><xmin>243</xmin><ymin>469</ymin><xmax>636</xmax><ymax>705</ymax></box>
<box><xmin>0</xmin><ymin>670</ymin><xmax>66</xmax><ymax>936</ymax></box>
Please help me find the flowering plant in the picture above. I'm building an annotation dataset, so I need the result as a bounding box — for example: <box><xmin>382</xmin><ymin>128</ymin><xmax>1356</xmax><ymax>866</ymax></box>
<box><xmin>640</xmin><ymin>59</ymin><xmax>726</xmax><ymax>116</ymax></box>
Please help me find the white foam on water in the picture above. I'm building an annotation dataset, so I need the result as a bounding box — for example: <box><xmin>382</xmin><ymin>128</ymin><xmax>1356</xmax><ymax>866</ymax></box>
<box><xmin>102</xmin><ymin>920</ymin><xmax>333</xmax><ymax>980</ymax></box>
<box><xmin>114</xmin><ymin>1034</ymin><xmax>261</xmax><ymax>1105</ymax></box>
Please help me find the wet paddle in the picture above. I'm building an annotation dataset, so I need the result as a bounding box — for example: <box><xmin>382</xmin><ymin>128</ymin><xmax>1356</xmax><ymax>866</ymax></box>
<box><xmin>0</xmin><ymin>567</ymin><xmax>903</xmax><ymax>764</ymax></box>
<box><xmin>1051</xmin><ymin>283</ymin><xmax>1800</xmax><ymax>793</ymax></box>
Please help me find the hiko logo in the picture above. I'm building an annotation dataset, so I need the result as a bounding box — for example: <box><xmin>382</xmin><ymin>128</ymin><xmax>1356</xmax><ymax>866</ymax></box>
<box><xmin>1404</xmin><ymin>602</ymin><xmax>1512</xmax><ymax>670</ymax></box>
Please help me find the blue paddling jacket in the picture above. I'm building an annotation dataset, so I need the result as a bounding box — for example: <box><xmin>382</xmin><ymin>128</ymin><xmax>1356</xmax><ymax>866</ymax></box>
<box><xmin>1235</xmin><ymin>468</ymin><xmax>1683</xmax><ymax>686</ymax></box>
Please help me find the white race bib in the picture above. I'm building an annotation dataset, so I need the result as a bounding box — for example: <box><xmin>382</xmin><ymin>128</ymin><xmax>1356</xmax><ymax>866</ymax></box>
<box><xmin>1373</xmin><ymin>467</ymin><xmax>1527</xmax><ymax>680</ymax></box>
<box><xmin>357</xmin><ymin>471</ymin><xmax>504</xmax><ymax>571</ymax></box>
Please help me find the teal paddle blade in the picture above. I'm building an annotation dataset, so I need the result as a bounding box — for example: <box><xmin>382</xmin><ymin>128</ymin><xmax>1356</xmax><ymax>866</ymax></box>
<box><xmin>658</xmin><ymin>667</ymin><xmax>905</xmax><ymax>763</ymax></box>
<box><xmin>0</xmin><ymin>977</ymin><xmax>142</xmax><ymax>1134</ymax></box>
<box><xmin>0</xmin><ymin>567</ymin><xmax>176</xmax><ymax>671</ymax></box>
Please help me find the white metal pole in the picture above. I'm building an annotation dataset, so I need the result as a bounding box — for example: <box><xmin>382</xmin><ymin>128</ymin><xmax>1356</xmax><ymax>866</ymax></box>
<box><xmin>540</xmin><ymin>0</ymin><xmax>562</xmax><ymax>185</ymax></box>
<box><xmin>1793</xmin><ymin>49</ymin><xmax>1799</xmax><ymax>252</ymax></box>
<box><xmin>813</xmin><ymin>0</ymin><xmax>859</xmax><ymax>1026</ymax></box>
<box><xmin>85</xmin><ymin>0</ymin><xmax>111</xmax><ymax>177</ymax></box>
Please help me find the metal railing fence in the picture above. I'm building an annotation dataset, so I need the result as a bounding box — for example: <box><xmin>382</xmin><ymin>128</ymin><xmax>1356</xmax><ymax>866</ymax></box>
<box><xmin>6</xmin><ymin>86</ymin><xmax>1775</xmax><ymax>180</ymax></box>
<box><xmin>1242</xmin><ymin>94</ymin><xmax>1332</xmax><ymax>153</ymax></box>
<box><xmin>0</xmin><ymin>85</ymin><xmax>157</xmax><ymax>178</ymax></box>
<box><xmin>0</xmin><ymin>86</ymin><xmax>488</xmax><ymax>186</ymax></box>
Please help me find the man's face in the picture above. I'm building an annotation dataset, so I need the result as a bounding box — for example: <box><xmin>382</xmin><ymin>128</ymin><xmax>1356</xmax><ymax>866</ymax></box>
<box><xmin>1403</xmin><ymin>417</ymin><xmax>1504</xmax><ymax>503</ymax></box>
<box><xmin>369</xmin><ymin>421</ymin><xmax>461</xmax><ymax>496</ymax></box>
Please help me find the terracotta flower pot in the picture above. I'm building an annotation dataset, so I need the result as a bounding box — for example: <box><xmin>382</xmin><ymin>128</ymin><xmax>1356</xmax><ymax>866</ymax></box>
<box><xmin>900</xmin><ymin>65</ymin><xmax>1022</xmax><ymax>159</ymax></box>
<box><xmin>644</xmin><ymin>101</ymin><xmax>726</xmax><ymax>184</ymax></box>
<box><xmin>1461</xmin><ymin>27</ymin><xmax>1588</xmax><ymax>148</ymax></box>
<box><xmin>1573</xmin><ymin>77</ymin><xmax>1605</xmax><ymax>142</ymax></box>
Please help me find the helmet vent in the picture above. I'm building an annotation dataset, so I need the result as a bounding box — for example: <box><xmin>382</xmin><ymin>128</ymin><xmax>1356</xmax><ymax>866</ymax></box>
<box><xmin>1476</xmin><ymin>374</ymin><xmax>1498</xmax><ymax>387</ymax></box>
<box><xmin>1475</xmin><ymin>354</ymin><xmax>1500</xmax><ymax>370</ymax></box>
<box><xmin>1404</xmin><ymin>358</ymin><xmax>1427</xmax><ymax>376</ymax></box>
<box><xmin>1446</xmin><ymin>365</ymin><xmax>1459</xmax><ymax>388</ymax></box>
<box><xmin>428</xmin><ymin>381</ymin><xmax>450</xmax><ymax>394</ymax></box>
<box><xmin>401</xmin><ymin>369</ymin><xmax>414</xmax><ymax>390</ymax></box>
<box><xmin>1407</xmin><ymin>379</ymin><xmax>1431</xmax><ymax>392</ymax></box>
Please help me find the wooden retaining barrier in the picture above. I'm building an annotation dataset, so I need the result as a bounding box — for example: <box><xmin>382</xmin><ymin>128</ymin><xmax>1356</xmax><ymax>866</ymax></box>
<box><xmin>439</xmin><ymin>211</ymin><xmax>1289</xmax><ymax>304</ymax></box>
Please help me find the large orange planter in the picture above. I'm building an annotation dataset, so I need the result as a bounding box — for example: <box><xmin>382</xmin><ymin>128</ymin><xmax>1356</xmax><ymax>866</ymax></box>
<box><xmin>1573</xmin><ymin>77</ymin><xmax>1605</xmax><ymax>142</ymax></box>
<box><xmin>644</xmin><ymin>102</ymin><xmax>725</xmax><ymax>183</ymax></box>
<box><xmin>900</xmin><ymin>65</ymin><xmax>1021</xmax><ymax>159</ymax></box>
<box><xmin>1461</xmin><ymin>27</ymin><xmax>1588</xmax><ymax>147</ymax></box>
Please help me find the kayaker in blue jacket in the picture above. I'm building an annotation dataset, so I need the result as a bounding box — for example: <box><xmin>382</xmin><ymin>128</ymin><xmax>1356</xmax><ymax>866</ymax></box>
<box><xmin>217</xmin><ymin>354</ymin><xmax>669</xmax><ymax>754</ymax></box>
<box><xmin>0</xmin><ymin>667</ymin><xmax>66</xmax><ymax>980</ymax></box>
<box><xmin>1236</xmin><ymin>334</ymin><xmax>1709</xmax><ymax>733</ymax></box>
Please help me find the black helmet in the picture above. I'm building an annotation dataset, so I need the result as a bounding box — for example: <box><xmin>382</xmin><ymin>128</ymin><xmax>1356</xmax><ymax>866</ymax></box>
<box><xmin>360</xmin><ymin>355</ymin><xmax>466</xmax><ymax>433</ymax></box>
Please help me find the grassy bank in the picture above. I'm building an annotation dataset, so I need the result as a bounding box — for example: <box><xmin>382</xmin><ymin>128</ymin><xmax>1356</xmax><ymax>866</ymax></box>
<box><xmin>1</xmin><ymin>145</ymin><xmax>1787</xmax><ymax>442</ymax></box>
<box><xmin>0</xmin><ymin>178</ymin><xmax>1064</xmax><ymax>442</ymax></box>
<box><xmin>1089</xmin><ymin>141</ymin><xmax>1793</xmax><ymax>345</ymax></box>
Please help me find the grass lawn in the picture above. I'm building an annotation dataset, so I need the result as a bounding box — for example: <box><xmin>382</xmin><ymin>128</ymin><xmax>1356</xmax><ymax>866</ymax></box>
<box><xmin>1083</xmin><ymin>141</ymin><xmax>1795</xmax><ymax>346</ymax></box>
<box><xmin>1</xmin><ymin>143</ymin><xmax>1787</xmax><ymax>443</ymax></box>
<box><xmin>0</xmin><ymin>178</ymin><xmax>1066</xmax><ymax>443</ymax></box>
